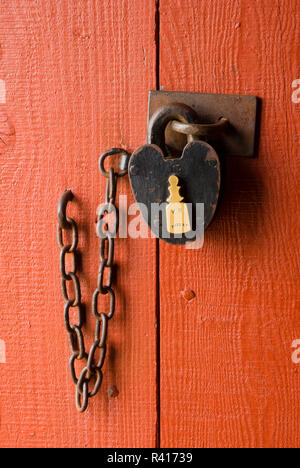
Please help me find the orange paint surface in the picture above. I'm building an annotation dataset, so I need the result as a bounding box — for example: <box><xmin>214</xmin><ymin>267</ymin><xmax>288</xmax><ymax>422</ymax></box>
<box><xmin>159</xmin><ymin>0</ymin><xmax>300</xmax><ymax>448</ymax></box>
<box><xmin>0</xmin><ymin>0</ymin><xmax>158</xmax><ymax>448</ymax></box>
<box><xmin>0</xmin><ymin>0</ymin><xmax>299</xmax><ymax>449</ymax></box>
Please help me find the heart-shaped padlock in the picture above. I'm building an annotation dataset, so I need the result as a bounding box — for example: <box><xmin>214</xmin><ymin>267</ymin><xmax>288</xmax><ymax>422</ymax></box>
<box><xmin>129</xmin><ymin>104</ymin><xmax>221</xmax><ymax>245</ymax></box>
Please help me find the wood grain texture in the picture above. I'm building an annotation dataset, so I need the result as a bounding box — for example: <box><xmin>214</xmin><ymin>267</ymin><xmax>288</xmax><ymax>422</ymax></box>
<box><xmin>0</xmin><ymin>0</ymin><xmax>157</xmax><ymax>448</ymax></box>
<box><xmin>159</xmin><ymin>0</ymin><xmax>300</xmax><ymax>448</ymax></box>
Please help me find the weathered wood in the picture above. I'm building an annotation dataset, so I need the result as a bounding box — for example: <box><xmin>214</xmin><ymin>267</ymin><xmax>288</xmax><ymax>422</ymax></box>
<box><xmin>159</xmin><ymin>0</ymin><xmax>300</xmax><ymax>448</ymax></box>
<box><xmin>0</xmin><ymin>0</ymin><xmax>157</xmax><ymax>448</ymax></box>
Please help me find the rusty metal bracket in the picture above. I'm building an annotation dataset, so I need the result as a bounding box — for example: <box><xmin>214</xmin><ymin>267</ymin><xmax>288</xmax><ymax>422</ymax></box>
<box><xmin>148</xmin><ymin>90</ymin><xmax>261</xmax><ymax>158</ymax></box>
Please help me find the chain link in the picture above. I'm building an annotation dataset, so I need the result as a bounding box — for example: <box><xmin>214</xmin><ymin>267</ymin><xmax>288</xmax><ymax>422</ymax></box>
<box><xmin>57</xmin><ymin>149</ymin><xmax>130</xmax><ymax>413</ymax></box>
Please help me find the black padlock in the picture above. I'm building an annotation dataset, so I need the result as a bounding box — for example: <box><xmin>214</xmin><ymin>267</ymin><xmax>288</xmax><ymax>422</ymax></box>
<box><xmin>129</xmin><ymin>103</ymin><xmax>222</xmax><ymax>245</ymax></box>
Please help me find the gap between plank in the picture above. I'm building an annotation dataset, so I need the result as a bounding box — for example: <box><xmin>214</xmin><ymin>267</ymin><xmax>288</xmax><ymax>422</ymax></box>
<box><xmin>155</xmin><ymin>0</ymin><xmax>161</xmax><ymax>450</ymax></box>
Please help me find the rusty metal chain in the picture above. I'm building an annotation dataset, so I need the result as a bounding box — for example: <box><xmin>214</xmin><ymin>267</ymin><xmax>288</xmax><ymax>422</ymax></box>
<box><xmin>57</xmin><ymin>148</ymin><xmax>130</xmax><ymax>413</ymax></box>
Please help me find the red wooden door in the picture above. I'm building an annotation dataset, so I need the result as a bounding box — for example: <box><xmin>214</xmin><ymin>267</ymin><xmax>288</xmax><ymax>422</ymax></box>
<box><xmin>0</xmin><ymin>0</ymin><xmax>158</xmax><ymax>448</ymax></box>
<box><xmin>159</xmin><ymin>0</ymin><xmax>300</xmax><ymax>448</ymax></box>
<box><xmin>0</xmin><ymin>0</ymin><xmax>299</xmax><ymax>448</ymax></box>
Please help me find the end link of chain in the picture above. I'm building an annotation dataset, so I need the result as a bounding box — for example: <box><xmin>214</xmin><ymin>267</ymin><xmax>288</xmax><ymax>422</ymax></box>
<box><xmin>99</xmin><ymin>148</ymin><xmax>131</xmax><ymax>178</ymax></box>
<box><xmin>57</xmin><ymin>189</ymin><xmax>74</xmax><ymax>230</ymax></box>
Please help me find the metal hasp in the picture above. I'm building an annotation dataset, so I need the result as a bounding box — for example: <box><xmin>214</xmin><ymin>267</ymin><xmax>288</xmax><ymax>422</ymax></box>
<box><xmin>148</xmin><ymin>90</ymin><xmax>260</xmax><ymax>158</ymax></box>
<box><xmin>129</xmin><ymin>90</ymin><xmax>260</xmax><ymax>245</ymax></box>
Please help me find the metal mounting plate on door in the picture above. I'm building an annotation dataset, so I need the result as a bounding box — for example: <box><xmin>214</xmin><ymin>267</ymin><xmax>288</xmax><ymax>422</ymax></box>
<box><xmin>148</xmin><ymin>90</ymin><xmax>260</xmax><ymax>158</ymax></box>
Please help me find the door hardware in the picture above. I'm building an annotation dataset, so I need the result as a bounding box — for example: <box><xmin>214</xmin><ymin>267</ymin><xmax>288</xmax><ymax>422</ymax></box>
<box><xmin>57</xmin><ymin>90</ymin><xmax>260</xmax><ymax>411</ymax></box>
<box><xmin>148</xmin><ymin>90</ymin><xmax>260</xmax><ymax>158</ymax></box>
<box><xmin>129</xmin><ymin>90</ymin><xmax>259</xmax><ymax>245</ymax></box>
<box><xmin>57</xmin><ymin>149</ymin><xmax>130</xmax><ymax>413</ymax></box>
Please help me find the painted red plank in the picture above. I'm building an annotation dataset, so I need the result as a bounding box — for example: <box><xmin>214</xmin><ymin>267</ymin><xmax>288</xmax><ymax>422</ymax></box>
<box><xmin>0</xmin><ymin>0</ymin><xmax>157</xmax><ymax>448</ymax></box>
<box><xmin>159</xmin><ymin>0</ymin><xmax>300</xmax><ymax>448</ymax></box>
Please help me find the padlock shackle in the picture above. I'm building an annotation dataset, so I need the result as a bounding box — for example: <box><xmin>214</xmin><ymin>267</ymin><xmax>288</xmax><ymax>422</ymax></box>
<box><xmin>147</xmin><ymin>103</ymin><xmax>198</xmax><ymax>149</ymax></box>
